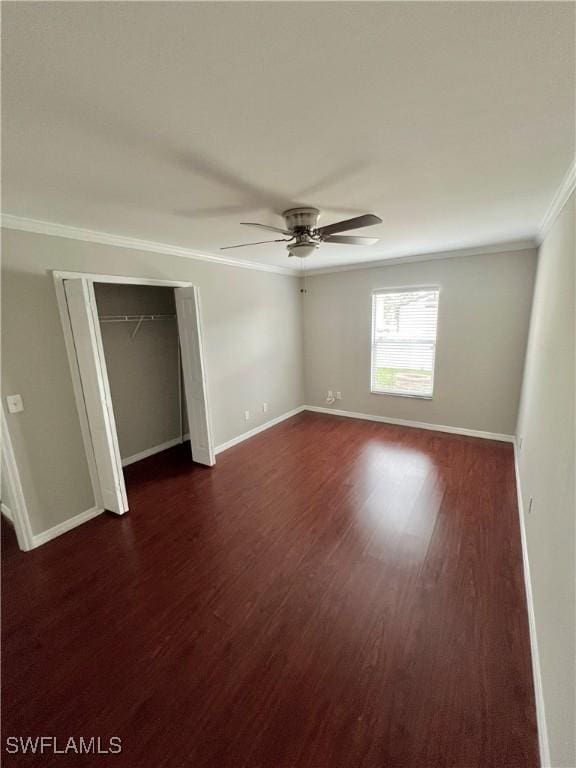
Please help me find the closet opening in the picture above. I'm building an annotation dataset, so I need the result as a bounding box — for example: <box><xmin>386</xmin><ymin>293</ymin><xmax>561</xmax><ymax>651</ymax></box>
<box><xmin>95</xmin><ymin>284</ymin><xmax>187</xmax><ymax>469</ymax></box>
<box><xmin>54</xmin><ymin>272</ymin><xmax>215</xmax><ymax>517</ymax></box>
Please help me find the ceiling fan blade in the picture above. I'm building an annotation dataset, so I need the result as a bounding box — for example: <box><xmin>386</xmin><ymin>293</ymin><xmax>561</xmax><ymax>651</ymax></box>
<box><xmin>323</xmin><ymin>235</ymin><xmax>379</xmax><ymax>246</ymax></box>
<box><xmin>241</xmin><ymin>222</ymin><xmax>292</xmax><ymax>236</ymax></box>
<box><xmin>316</xmin><ymin>213</ymin><xmax>382</xmax><ymax>237</ymax></box>
<box><xmin>220</xmin><ymin>238</ymin><xmax>291</xmax><ymax>250</ymax></box>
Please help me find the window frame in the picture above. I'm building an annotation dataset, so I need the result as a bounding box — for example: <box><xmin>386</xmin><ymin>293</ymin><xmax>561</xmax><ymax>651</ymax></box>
<box><xmin>370</xmin><ymin>285</ymin><xmax>440</xmax><ymax>400</ymax></box>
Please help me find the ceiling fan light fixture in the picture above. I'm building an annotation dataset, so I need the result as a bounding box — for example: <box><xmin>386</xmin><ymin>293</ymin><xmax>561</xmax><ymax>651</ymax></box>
<box><xmin>287</xmin><ymin>241</ymin><xmax>319</xmax><ymax>258</ymax></box>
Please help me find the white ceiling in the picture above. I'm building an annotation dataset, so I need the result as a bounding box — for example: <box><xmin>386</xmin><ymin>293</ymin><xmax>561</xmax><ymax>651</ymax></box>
<box><xmin>2</xmin><ymin>2</ymin><xmax>574</xmax><ymax>272</ymax></box>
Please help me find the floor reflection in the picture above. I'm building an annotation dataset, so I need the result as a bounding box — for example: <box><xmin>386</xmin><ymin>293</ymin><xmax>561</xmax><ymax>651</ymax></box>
<box><xmin>354</xmin><ymin>441</ymin><xmax>445</xmax><ymax>564</ymax></box>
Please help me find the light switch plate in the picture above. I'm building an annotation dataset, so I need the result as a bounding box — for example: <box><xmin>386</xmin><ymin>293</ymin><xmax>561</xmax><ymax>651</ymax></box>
<box><xmin>6</xmin><ymin>394</ymin><xmax>24</xmax><ymax>414</ymax></box>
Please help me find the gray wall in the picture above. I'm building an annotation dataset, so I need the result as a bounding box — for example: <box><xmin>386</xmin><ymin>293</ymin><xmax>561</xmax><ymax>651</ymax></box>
<box><xmin>303</xmin><ymin>248</ymin><xmax>537</xmax><ymax>435</ymax></box>
<box><xmin>1</xmin><ymin>228</ymin><xmax>304</xmax><ymax>534</ymax></box>
<box><xmin>94</xmin><ymin>284</ymin><xmax>184</xmax><ymax>461</ymax></box>
<box><xmin>516</xmin><ymin>194</ymin><xmax>575</xmax><ymax>768</ymax></box>
<box><xmin>0</xmin><ymin>230</ymin><xmax>542</xmax><ymax>537</ymax></box>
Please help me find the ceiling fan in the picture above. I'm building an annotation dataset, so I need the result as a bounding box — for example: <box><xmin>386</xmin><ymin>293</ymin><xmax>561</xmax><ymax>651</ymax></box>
<box><xmin>221</xmin><ymin>207</ymin><xmax>382</xmax><ymax>258</ymax></box>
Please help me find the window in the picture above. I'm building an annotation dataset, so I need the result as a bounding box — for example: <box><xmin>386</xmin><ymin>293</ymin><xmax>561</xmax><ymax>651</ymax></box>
<box><xmin>371</xmin><ymin>288</ymin><xmax>439</xmax><ymax>398</ymax></box>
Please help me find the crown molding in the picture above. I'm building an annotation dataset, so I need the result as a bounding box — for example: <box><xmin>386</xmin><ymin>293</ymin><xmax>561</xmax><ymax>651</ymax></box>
<box><xmin>539</xmin><ymin>159</ymin><xmax>576</xmax><ymax>242</ymax></box>
<box><xmin>0</xmin><ymin>214</ymin><xmax>299</xmax><ymax>277</ymax></box>
<box><xmin>0</xmin><ymin>213</ymin><xmax>539</xmax><ymax>279</ymax></box>
<box><xmin>302</xmin><ymin>238</ymin><xmax>538</xmax><ymax>276</ymax></box>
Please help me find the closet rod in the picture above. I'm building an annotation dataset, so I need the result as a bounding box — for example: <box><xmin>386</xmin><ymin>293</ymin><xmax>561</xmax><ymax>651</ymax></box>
<box><xmin>98</xmin><ymin>314</ymin><xmax>176</xmax><ymax>323</ymax></box>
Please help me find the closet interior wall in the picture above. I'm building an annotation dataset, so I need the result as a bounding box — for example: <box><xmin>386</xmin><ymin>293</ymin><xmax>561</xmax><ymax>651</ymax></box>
<box><xmin>94</xmin><ymin>283</ymin><xmax>188</xmax><ymax>464</ymax></box>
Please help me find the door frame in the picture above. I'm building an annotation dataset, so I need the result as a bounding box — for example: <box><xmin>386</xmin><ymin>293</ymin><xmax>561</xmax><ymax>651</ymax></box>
<box><xmin>53</xmin><ymin>271</ymin><xmax>215</xmax><ymax>512</ymax></box>
<box><xmin>1</xmin><ymin>406</ymin><xmax>35</xmax><ymax>551</ymax></box>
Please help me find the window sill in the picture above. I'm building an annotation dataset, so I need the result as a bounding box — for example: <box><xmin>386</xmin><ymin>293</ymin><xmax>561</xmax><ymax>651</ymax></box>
<box><xmin>370</xmin><ymin>390</ymin><xmax>433</xmax><ymax>400</ymax></box>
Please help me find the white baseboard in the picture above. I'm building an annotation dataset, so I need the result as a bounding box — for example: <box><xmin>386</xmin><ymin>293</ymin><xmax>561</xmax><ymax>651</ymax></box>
<box><xmin>32</xmin><ymin>506</ymin><xmax>104</xmax><ymax>548</ymax></box>
<box><xmin>303</xmin><ymin>405</ymin><xmax>514</xmax><ymax>443</ymax></box>
<box><xmin>28</xmin><ymin>412</ymin><xmax>309</xmax><ymax>549</ymax></box>
<box><xmin>513</xmin><ymin>442</ymin><xmax>550</xmax><ymax>767</ymax></box>
<box><xmin>121</xmin><ymin>435</ymin><xmax>189</xmax><ymax>467</ymax></box>
<box><xmin>26</xmin><ymin>407</ymin><xmax>513</xmax><ymax>550</ymax></box>
<box><xmin>215</xmin><ymin>406</ymin><xmax>306</xmax><ymax>454</ymax></box>
<box><xmin>214</xmin><ymin>404</ymin><xmax>514</xmax><ymax>456</ymax></box>
<box><xmin>1</xmin><ymin>502</ymin><xmax>14</xmax><ymax>523</ymax></box>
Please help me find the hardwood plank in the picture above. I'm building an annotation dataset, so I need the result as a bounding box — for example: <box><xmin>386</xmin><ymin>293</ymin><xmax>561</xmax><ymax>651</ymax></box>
<box><xmin>1</xmin><ymin>412</ymin><xmax>538</xmax><ymax>767</ymax></box>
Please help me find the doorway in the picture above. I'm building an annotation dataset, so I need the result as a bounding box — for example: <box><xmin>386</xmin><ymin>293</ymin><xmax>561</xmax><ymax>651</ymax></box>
<box><xmin>54</xmin><ymin>272</ymin><xmax>215</xmax><ymax>515</ymax></box>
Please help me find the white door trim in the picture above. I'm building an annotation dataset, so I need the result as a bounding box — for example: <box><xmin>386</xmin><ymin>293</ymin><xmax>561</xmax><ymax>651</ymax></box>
<box><xmin>53</xmin><ymin>271</ymin><xmax>194</xmax><ymax>288</ymax></box>
<box><xmin>1</xmin><ymin>407</ymin><xmax>35</xmax><ymax>551</ymax></box>
<box><xmin>53</xmin><ymin>270</ymin><xmax>214</xmax><ymax>513</ymax></box>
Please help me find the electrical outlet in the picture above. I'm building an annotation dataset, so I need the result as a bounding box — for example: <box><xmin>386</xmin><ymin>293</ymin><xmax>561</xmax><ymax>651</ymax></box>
<box><xmin>336</xmin><ymin>391</ymin><xmax>342</xmax><ymax>400</ymax></box>
<box><xmin>528</xmin><ymin>497</ymin><xmax>534</xmax><ymax>514</ymax></box>
<box><xmin>244</xmin><ymin>410</ymin><xmax>250</xmax><ymax>422</ymax></box>
<box><xmin>327</xmin><ymin>389</ymin><xmax>333</xmax><ymax>398</ymax></box>
<box><xmin>262</xmin><ymin>402</ymin><xmax>268</xmax><ymax>413</ymax></box>
<box><xmin>6</xmin><ymin>394</ymin><xmax>24</xmax><ymax>414</ymax></box>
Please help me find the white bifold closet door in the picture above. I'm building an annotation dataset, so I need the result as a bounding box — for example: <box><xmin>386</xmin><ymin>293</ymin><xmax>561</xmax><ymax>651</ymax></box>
<box><xmin>64</xmin><ymin>279</ymin><xmax>128</xmax><ymax>514</ymax></box>
<box><xmin>175</xmin><ymin>287</ymin><xmax>215</xmax><ymax>466</ymax></box>
<box><xmin>64</xmin><ymin>280</ymin><xmax>215</xmax><ymax>516</ymax></box>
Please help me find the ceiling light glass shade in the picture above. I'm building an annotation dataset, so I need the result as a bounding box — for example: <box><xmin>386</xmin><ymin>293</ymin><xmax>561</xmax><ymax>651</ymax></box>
<box><xmin>288</xmin><ymin>242</ymin><xmax>319</xmax><ymax>258</ymax></box>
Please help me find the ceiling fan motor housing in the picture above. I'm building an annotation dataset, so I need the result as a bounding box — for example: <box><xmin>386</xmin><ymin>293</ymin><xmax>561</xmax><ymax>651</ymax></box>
<box><xmin>282</xmin><ymin>207</ymin><xmax>320</xmax><ymax>234</ymax></box>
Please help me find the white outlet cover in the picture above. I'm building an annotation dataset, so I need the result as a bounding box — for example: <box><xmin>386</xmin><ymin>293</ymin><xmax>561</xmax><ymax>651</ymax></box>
<box><xmin>6</xmin><ymin>394</ymin><xmax>24</xmax><ymax>413</ymax></box>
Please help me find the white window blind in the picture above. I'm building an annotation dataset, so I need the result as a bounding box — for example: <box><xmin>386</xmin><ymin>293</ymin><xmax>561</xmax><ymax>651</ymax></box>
<box><xmin>371</xmin><ymin>288</ymin><xmax>439</xmax><ymax>398</ymax></box>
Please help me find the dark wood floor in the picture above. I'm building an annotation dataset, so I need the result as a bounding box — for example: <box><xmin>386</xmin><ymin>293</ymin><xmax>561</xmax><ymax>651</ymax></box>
<box><xmin>2</xmin><ymin>412</ymin><xmax>538</xmax><ymax>767</ymax></box>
